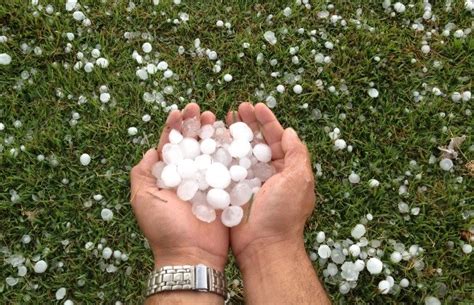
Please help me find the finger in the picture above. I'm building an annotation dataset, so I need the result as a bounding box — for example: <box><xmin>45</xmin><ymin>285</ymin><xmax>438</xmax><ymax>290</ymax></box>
<box><xmin>238</xmin><ymin>102</ymin><xmax>259</xmax><ymax>132</ymax></box>
<box><xmin>254</xmin><ymin>103</ymin><xmax>284</xmax><ymax>160</ymax></box>
<box><xmin>281</xmin><ymin>128</ymin><xmax>311</xmax><ymax>174</ymax></box>
<box><xmin>201</xmin><ymin>111</ymin><xmax>216</xmax><ymax>125</ymax></box>
<box><xmin>182</xmin><ymin>103</ymin><xmax>200</xmax><ymax>120</ymax></box>
<box><xmin>130</xmin><ymin>148</ymin><xmax>160</xmax><ymax>198</ymax></box>
<box><xmin>225</xmin><ymin>110</ymin><xmax>241</xmax><ymax>126</ymax></box>
<box><xmin>157</xmin><ymin>110</ymin><xmax>182</xmax><ymax>159</ymax></box>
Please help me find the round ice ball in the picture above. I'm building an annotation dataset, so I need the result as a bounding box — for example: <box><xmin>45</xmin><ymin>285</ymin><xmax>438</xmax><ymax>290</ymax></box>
<box><xmin>34</xmin><ymin>260</ymin><xmax>48</xmax><ymax>273</ymax></box>
<box><xmin>161</xmin><ymin>164</ymin><xmax>182</xmax><ymax>187</ymax></box>
<box><xmin>252</xmin><ymin>143</ymin><xmax>272</xmax><ymax>162</ymax></box>
<box><xmin>177</xmin><ymin>180</ymin><xmax>199</xmax><ymax>201</ymax></box>
<box><xmin>80</xmin><ymin>153</ymin><xmax>91</xmax><ymax>166</ymax></box>
<box><xmin>229</xmin><ymin>165</ymin><xmax>248</xmax><ymax>182</ymax></box>
<box><xmin>229</xmin><ymin>122</ymin><xmax>253</xmax><ymax>142</ymax></box>
<box><xmin>366</xmin><ymin>257</ymin><xmax>383</xmax><ymax>274</ymax></box>
<box><xmin>162</xmin><ymin>143</ymin><xmax>184</xmax><ymax>164</ymax></box>
<box><xmin>221</xmin><ymin>206</ymin><xmax>244</xmax><ymax>227</ymax></box>
<box><xmin>205</xmin><ymin>163</ymin><xmax>231</xmax><ymax>189</ymax></box>
<box><xmin>179</xmin><ymin>138</ymin><xmax>201</xmax><ymax>159</ymax></box>
<box><xmin>177</xmin><ymin>159</ymin><xmax>197</xmax><ymax>179</ymax></box>
<box><xmin>169</xmin><ymin>129</ymin><xmax>183</xmax><ymax>144</ymax></box>
<box><xmin>200</xmin><ymin>138</ymin><xmax>217</xmax><ymax>155</ymax></box>
<box><xmin>191</xmin><ymin>203</ymin><xmax>216</xmax><ymax>223</ymax></box>
<box><xmin>206</xmin><ymin>188</ymin><xmax>231</xmax><ymax>209</ymax></box>
<box><xmin>229</xmin><ymin>139</ymin><xmax>252</xmax><ymax>158</ymax></box>
<box><xmin>230</xmin><ymin>182</ymin><xmax>253</xmax><ymax>206</ymax></box>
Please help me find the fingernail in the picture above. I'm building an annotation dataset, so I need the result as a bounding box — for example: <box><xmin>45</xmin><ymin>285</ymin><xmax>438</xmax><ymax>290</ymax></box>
<box><xmin>288</xmin><ymin>128</ymin><xmax>298</xmax><ymax>138</ymax></box>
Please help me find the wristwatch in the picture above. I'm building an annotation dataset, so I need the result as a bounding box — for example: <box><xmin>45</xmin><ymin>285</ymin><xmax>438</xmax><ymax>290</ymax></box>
<box><xmin>146</xmin><ymin>264</ymin><xmax>227</xmax><ymax>299</ymax></box>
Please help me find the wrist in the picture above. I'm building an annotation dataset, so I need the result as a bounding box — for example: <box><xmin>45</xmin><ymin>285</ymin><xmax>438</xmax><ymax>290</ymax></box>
<box><xmin>152</xmin><ymin>246</ymin><xmax>226</xmax><ymax>272</ymax></box>
<box><xmin>236</xmin><ymin>235</ymin><xmax>307</xmax><ymax>276</ymax></box>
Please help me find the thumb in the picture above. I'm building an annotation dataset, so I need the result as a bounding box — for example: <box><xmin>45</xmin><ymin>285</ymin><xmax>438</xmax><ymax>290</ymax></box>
<box><xmin>281</xmin><ymin>128</ymin><xmax>311</xmax><ymax>174</ymax></box>
<box><xmin>131</xmin><ymin>148</ymin><xmax>159</xmax><ymax>178</ymax></box>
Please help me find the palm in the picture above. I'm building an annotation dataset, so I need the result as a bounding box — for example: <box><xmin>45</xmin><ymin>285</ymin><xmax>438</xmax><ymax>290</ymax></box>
<box><xmin>130</xmin><ymin>103</ymin><xmax>228</xmax><ymax>269</ymax></box>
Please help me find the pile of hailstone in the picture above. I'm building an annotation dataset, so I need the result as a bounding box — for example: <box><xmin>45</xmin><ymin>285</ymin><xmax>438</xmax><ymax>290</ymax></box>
<box><xmin>151</xmin><ymin>118</ymin><xmax>274</xmax><ymax>227</ymax></box>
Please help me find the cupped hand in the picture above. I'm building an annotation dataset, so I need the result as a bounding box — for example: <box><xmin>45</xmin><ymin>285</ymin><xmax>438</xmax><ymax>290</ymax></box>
<box><xmin>227</xmin><ymin>102</ymin><xmax>316</xmax><ymax>268</ymax></box>
<box><xmin>130</xmin><ymin>103</ymin><xmax>229</xmax><ymax>271</ymax></box>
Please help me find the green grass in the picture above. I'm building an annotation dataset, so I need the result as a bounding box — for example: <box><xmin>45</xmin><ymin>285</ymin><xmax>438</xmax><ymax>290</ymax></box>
<box><xmin>1</xmin><ymin>1</ymin><xmax>473</xmax><ymax>304</ymax></box>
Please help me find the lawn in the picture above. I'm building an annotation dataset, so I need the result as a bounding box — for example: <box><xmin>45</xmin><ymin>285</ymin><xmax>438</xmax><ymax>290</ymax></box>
<box><xmin>0</xmin><ymin>0</ymin><xmax>473</xmax><ymax>304</ymax></box>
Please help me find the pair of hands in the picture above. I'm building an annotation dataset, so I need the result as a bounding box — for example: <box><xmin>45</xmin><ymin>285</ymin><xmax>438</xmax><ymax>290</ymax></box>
<box><xmin>130</xmin><ymin>102</ymin><xmax>315</xmax><ymax>273</ymax></box>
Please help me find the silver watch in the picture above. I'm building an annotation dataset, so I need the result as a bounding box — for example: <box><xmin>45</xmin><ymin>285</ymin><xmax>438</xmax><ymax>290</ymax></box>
<box><xmin>146</xmin><ymin>264</ymin><xmax>227</xmax><ymax>299</ymax></box>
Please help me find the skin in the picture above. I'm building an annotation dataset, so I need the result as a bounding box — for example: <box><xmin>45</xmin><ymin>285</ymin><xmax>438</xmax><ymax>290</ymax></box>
<box><xmin>130</xmin><ymin>103</ymin><xmax>331</xmax><ymax>305</ymax></box>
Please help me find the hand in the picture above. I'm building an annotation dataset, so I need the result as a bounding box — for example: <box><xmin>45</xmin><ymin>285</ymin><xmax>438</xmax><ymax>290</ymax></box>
<box><xmin>130</xmin><ymin>103</ymin><xmax>229</xmax><ymax>271</ymax></box>
<box><xmin>227</xmin><ymin>102</ymin><xmax>316</xmax><ymax>269</ymax></box>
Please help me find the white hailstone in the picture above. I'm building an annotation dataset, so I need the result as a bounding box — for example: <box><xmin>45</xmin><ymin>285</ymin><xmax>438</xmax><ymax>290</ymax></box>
<box><xmin>253</xmin><ymin>143</ymin><xmax>272</xmax><ymax>162</ymax></box>
<box><xmin>142</xmin><ymin>42</ymin><xmax>152</xmax><ymax>53</ymax></box>
<box><xmin>393</xmin><ymin>2</ymin><xmax>406</xmax><ymax>13</ymax></box>
<box><xmin>348</xmin><ymin>172</ymin><xmax>360</xmax><ymax>184</ymax></box>
<box><xmin>283</xmin><ymin>7</ymin><xmax>292</xmax><ymax>16</ymax></box>
<box><xmin>101</xmin><ymin>208</ymin><xmax>114</xmax><ymax>221</ymax></box>
<box><xmin>318</xmin><ymin>245</ymin><xmax>331</xmax><ymax>259</ymax></box>
<box><xmin>466</xmin><ymin>0</ymin><xmax>474</xmax><ymax>10</ymax></box>
<box><xmin>66</xmin><ymin>33</ymin><xmax>75</xmax><ymax>41</ymax></box>
<box><xmin>462</xmin><ymin>244</ymin><xmax>472</xmax><ymax>254</ymax></box>
<box><xmin>177</xmin><ymin>159</ymin><xmax>197</xmax><ymax>179</ymax></box>
<box><xmin>462</xmin><ymin>91</ymin><xmax>471</xmax><ymax>101</ymax></box>
<box><xmin>390</xmin><ymin>251</ymin><xmax>402</xmax><ymax>263</ymax></box>
<box><xmin>223</xmin><ymin>74</ymin><xmax>233</xmax><ymax>82</ymax></box>
<box><xmin>230</xmin><ymin>122</ymin><xmax>254</xmax><ymax>142</ymax></box>
<box><xmin>276</xmin><ymin>84</ymin><xmax>285</xmax><ymax>93</ymax></box>
<box><xmin>334</xmin><ymin>139</ymin><xmax>347</xmax><ymax>150</ymax></box>
<box><xmin>421</xmin><ymin>45</ymin><xmax>431</xmax><ymax>54</ymax></box>
<box><xmin>18</xmin><ymin>265</ymin><xmax>27</xmax><ymax>277</ymax></box>
<box><xmin>0</xmin><ymin>122</ymin><xmax>4</xmax><ymax>130</ymax></box>
<box><xmin>128</xmin><ymin>127</ymin><xmax>138</xmax><ymax>136</ymax></box>
<box><xmin>207</xmin><ymin>188</ymin><xmax>231</xmax><ymax>209</ymax></box>
<box><xmin>100</xmin><ymin>92</ymin><xmax>110</xmax><ymax>103</ymax></box>
<box><xmin>351</xmin><ymin>224</ymin><xmax>366</xmax><ymax>239</ymax></box>
<box><xmin>102</xmin><ymin>247</ymin><xmax>113</xmax><ymax>259</ymax></box>
<box><xmin>177</xmin><ymin>180</ymin><xmax>199</xmax><ymax>201</ymax></box>
<box><xmin>80</xmin><ymin>153</ymin><xmax>91</xmax><ymax>166</ymax></box>
<box><xmin>136</xmin><ymin>68</ymin><xmax>148</xmax><ymax>80</ymax></box>
<box><xmin>13</xmin><ymin>120</ymin><xmax>22</xmax><ymax>128</ymax></box>
<box><xmin>66</xmin><ymin>0</ymin><xmax>77</xmax><ymax>11</ymax></box>
<box><xmin>168</xmin><ymin>129</ymin><xmax>183</xmax><ymax>144</ymax></box>
<box><xmin>157</xmin><ymin>61</ymin><xmax>168</xmax><ymax>70</ymax></box>
<box><xmin>96</xmin><ymin>58</ymin><xmax>109</xmax><ymax>68</ymax></box>
<box><xmin>230</xmin><ymin>182</ymin><xmax>253</xmax><ymax>206</ymax></box>
<box><xmin>56</xmin><ymin>288</ymin><xmax>67</xmax><ymax>300</ymax></box>
<box><xmin>194</xmin><ymin>154</ymin><xmax>212</xmax><ymax>170</ymax></box>
<box><xmin>425</xmin><ymin>296</ymin><xmax>441</xmax><ymax>305</ymax></box>
<box><xmin>366</xmin><ymin>213</ymin><xmax>373</xmax><ymax>221</ymax></box>
<box><xmin>366</xmin><ymin>257</ymin><xmax>383</xmax><ymax>274</ymax></box>
<box><xmin>229</xmin><ymin>139</ymin><xmax>252</xmax><ymax>158</ymax></box>
<box><xmin>64</xmin><ymin>300</ymin><xmax>74</xmax><ymax>305</ymax></box>
<box><xmin>146</xmin><ymin>64</ymin><xmax>157</xmax><ymax>74</ymax></box>
<box><xmin>0</xmin><ymin>35</ymin><xmax>6</xmax><ymax>43</ymax></box>
<box><xmin>368</xmin><ymin>179</ymin><xmax>380</xmax><ymax>188</ymax></box>
<box><xmin>0</xmin><ymin>53</ymin><xmax>12</xmax><ymax>65</ymax></box>
<box><xmin>293</xmin><ymin>84</ymin><xmax>303</xmax><ymax>94</ymax></box>
<box><xmin>324</xmin><ymin>41</ymin><xmax>334</xmax><ymax>49</ymax></box>
<box><xmin>400</xmin><ymin>278</ymin><xmax>409</xmax><ymax>288</ymax></box>
<box><xmin>91</xmin><ymin>49</ymin><xmax>101</xmax><ymax>58</ymax></box>
<box><xmin>239</xmin><ymin>157</ymin><xmax>252</xmax><ymax>169</ymax></box>
<box><xmin>316</xmin><ymin>231</ymin><xmax>326</xmax><ymax>243</ymax></box>
<box><xmin>208</xmin><ymin>51</ymin><xmax>218</xmax><ymax>60</ymax></box>
<box><xmin>142</xmin><ymin>114</ymin><xmax>151</xmax><ymax>122</ymax></box>
<box><xmin>378</xmin><ymin>280</ymin><xmax>391</xmax><ymax>294</ymax></box>
<box><xmin>72</xmin><ymin>11</ymin><xmax>85</xmax><ymax>21</ymax></box>
<box><xmin>34</xmin><ymin>260</ymin><xmax>48</xmax><ymax>273</ymax></box>
<box><xmin>200</xmin><ymin>138</ymin><xmax>217</xmax><ymax>155</ymax></box>
<box><xmin>216</xmin><ymin>20</ymin><xmax>224</xmax><ymax>27</ymax></box>
<box><xmin>349</xmin><ymin>244</ymin><xmax>361</xmax><ymax>257</ymax></box>
<box><xmin>439</xmin><ymin>158</ymin><xmax>453</xmax><ymax>171</ymax></box>
<box><xmin>206</xmin><ymin>163</ymin><xmax>231</xmax><ymax>189</ymax></box>
<box><xmin>192</xmin><ymin>203</ymin><xmax>216</xmax><ymax>223</ymax></box>
<box><xmin>22</xmin><ymin>234</ymin><xmax>32</xmax><ymax>244</ymax></box>
<box><xmin>199</xmin><ymin>125</ymin><xmax>215</xmax><ymax>139</ymax></box>
<box><xmin>85</xmin><ymin>241</ymin><xmax>95</xmax><ymax>250</ymax></box>
<box><xmin>354</xmin><ymin>259</ymin><xmax>365</xmax><ymax>272</ymax></box>
<box><xmin>6</xmin><ymin>277</ymin><xmax>18</xmax><ymax>286</ymax></box>
<box><xmin>230</xmin><ymin>165</ymin><xmax>248</xmax><ymax>182</ymax></box>
<box><xmin>84</xmin><ymin>62</ymin><xmax>94</xmax><ymax>73</ymax></box>
<box><xmin>112</xmin><ymin>250</ymin><xmax>121</xmax><ymax>260</ymax></box>
<box><xmin>368</xmin><ymin>88</ymin><xmax>379</xmax><ymax>98</ymax></box>
<box><xmin>221</xmin><ymin>206</ymin><xmax>244</xmax><ymax>227</ymax></box>
<box><xmin>264</xmin><ymin>31</ymin><xmax>277</xmax><ymax>45</ymax></box>
<box><xmin>163</xmin><ymin>69</ymin><xmax>173</xmax><ymax>78</ymax></box>
<box><xmin>161</xmin><ymin>164</ymin><xmax>182</xmax><ymax>187</ymax></box>
<box><xmin>179</xmin><ymin>138</ymin><xmax>201</xmax><ymax>159</ymax></box>
<box><xmin>453</xmin><ymin>29</ymin><xmax>465</xmax><ymax>38</ymax></box>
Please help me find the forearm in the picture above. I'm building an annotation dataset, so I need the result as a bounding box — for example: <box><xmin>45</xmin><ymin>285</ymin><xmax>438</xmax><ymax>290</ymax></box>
<box><xmin>145</xmin><ymin>291</ymin><xmax>223</xmax><ymax>305</ymax></box>
<box><xmin>238</xmin><ymin>238</ymin><xmax>331</xmax><ymax>305</ymax></box>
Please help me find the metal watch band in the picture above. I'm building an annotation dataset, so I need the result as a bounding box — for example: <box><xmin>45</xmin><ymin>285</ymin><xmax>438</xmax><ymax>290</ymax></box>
<box><xmin>146</xmin><ymin>264</ymin><xmax>227</xmax><ymax>299</ymax></box>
